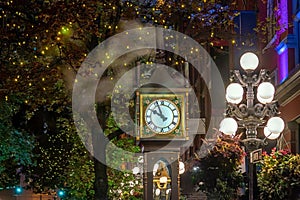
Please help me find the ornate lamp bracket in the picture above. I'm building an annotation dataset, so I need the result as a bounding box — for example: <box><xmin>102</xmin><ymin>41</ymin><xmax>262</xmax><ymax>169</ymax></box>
<box><xmin>226</xmin><ymin>68</ymin><xmax>280</xmax><ymax>151</ymax></box>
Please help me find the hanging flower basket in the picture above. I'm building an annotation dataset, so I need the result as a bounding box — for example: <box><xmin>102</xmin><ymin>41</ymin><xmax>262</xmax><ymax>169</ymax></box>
<box><xmin>257</xmin><ymin>148</ymin><xmax>300</xmax><ymax>200</ymax></box>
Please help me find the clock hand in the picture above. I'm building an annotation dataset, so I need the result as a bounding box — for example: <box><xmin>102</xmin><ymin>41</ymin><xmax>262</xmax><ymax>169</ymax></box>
<box><xmin>153</xmin><ymin>111</ymin><xmax>167</xmax><ymax>122</ymax></box>
<box><xmin>155</xmin><ymin>101</ymin><xmax>163</xmax><ymax>114</ymax></box>
<box><xmin>154</xmin><ymin>101</ymin><xmax>167</xmax><ymax>121</ymax></box>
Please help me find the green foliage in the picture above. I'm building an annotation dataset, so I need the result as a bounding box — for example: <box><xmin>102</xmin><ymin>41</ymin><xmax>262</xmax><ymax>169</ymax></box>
<box><xmin>24</xmin><ymin>80</ymin><xmax>95</xmax><ymax>199</ymax></box>
<box><xmin>63</xmin><ymin>136</ymin><xmax>95</xmax><ymax>200</ymax></box>
<box><xmin>0</xmin><ymin>0</ymin><xmax>123</xmax><ymax>198</ymax></box>
<box><xmin>0</xmin><ymin>0</ymin><xmax>250</xmax><ymax>198</ymax></box>
<box><xmin>193</xmin><ymin>134</ymin><xmax>245</xmax><ymax>200</ymax></box>
<box><xmin>0</xmin><ymin>98</ymin><xmax>35</xmax><ymax>188</ymax></box>
<box><xmin>137</xmin><ymin>0</ymin><xmax>238</xmax><ymax>42</ymax></box>
<box><xmin>107</xmin><ymin>169</ymin><xmax>142</xmax><ymax>200</ymax></box>
<box><xmin>257</xmin><ymin>148</ymin><xmax>300</xmax><ymax>200</ymax></box>
<box><xmin>106</xmin><ymin>137</ymin><xmax>142</xmax><ymax>200</ymax></box>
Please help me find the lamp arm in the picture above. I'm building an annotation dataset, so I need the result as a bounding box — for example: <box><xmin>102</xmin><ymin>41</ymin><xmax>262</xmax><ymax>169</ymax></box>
<box><xmin>253</xmin><ymin>103</ymin><xmax>269</xmax><ymax>119</ymax></box>
<box><xmin>232</xmin><ymin>70</ymin><xmax>247</xmax><ymax>86</ymax></box>
<box><xmin>262</xmin><ymin>132</ymin><xmax>272</xmax><ymax>143</ymax></box>
<box><xmin>251</xmin><ymin>100</ymin><xmax>280</xmax><ymax>122</ymax></box>
<box><xmin>265</xmin><ymin>100</ymin><xmax>281</xmax><ymax>117</ymax></box>
<box><xmin>252</xmin><ymin>69</ymin><xmax>270</xmax><ymax>86</ymax></box>
<box><xmin>226</xmin><ymin>103</ymin><xmax>248</xmax><ymax>120</ymax></box>
<box><xmin>253</xmin><ymin>101</ymin><xmax>280</xmax><ymax>119</ymax></box>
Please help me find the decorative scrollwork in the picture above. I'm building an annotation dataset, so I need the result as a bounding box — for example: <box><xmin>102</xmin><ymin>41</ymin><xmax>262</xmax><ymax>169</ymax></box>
<box><xmin>266</xmin><ymin>101</ymin><xmax>280</xmax><ymax>117</ymax></box>
<box><xmin>239</xmin><ymin>104</ymin><xmax>248</xmax><ymax>115</ymax></box>
<box><xmin>253</xmin><ymin>103</ymin><xmax>264</xmax><ymax>116</ymax></box>
<box><xmin>226</xmin><ymin>103</ymin><xmax>248</xmax><ymax>120</ymax></box>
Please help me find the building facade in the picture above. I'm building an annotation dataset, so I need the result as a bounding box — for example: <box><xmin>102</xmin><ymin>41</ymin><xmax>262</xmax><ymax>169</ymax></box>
<box><xmin>259</xmin><ymin>0</ymin><xmax>300</xmax><ymax>153</ymax></box>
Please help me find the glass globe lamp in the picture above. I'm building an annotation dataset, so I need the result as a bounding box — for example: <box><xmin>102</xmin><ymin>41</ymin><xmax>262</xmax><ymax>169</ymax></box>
<box><xmin>267</xmin><ymin>117</ymin><xmax>285</xmax><ymax>134</ymax></box>
<box><xmin>226</xmin><ymin>94</ymin><xmax>243</xmax><ymax>104</ymax></box>
<box><xmin>226</xmin><ymin>83</ymin><xmax>244</xmax><ymax>103</ymax></box>
<box><xmin>240</xmin><ymin>52</ymin><xmax>259</xmax><ymax>71</ymax></box>
<box><xmin>257</xmin><ymin>94</ymin><xmax>274</xmax><ymax>104</ymax></box>
<box><xmin>264</xmin><ymin>126</ymin><xmax>281</xmax><ymax>140</ymax></box>
<box><xmin>219</xmin><ymin>117</ymin><xmax>238</xmax><ymax>135</ymax></box>
<box><xmin>257</xmin><ymin>82</ymin><xmax>275</xmax><ymax>99</ymax></box>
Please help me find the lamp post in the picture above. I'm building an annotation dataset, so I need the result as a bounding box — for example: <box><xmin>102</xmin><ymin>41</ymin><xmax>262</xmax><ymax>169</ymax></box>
<box><xmin>219</xmin><ymin>52</ymin><xmax>285</xmax><ymax>200</ymax></box>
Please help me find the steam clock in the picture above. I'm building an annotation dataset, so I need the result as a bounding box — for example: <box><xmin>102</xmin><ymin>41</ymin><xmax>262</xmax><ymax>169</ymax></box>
<box><xmin>136</xmin><ymin>66</ymin><xmax>190</xmax><ymax>199</ymax></box>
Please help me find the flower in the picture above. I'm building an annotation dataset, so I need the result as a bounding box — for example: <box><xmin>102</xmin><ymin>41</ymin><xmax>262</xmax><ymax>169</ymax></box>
<box><xmin>257</xmin><ymin>148</ymin><xmax>300</xmax><ymax>200</ymax></box>
<box><xmin>192</xmin><ymin>133</ymin><xmax>246</xmax><ymax>200</ymax></box>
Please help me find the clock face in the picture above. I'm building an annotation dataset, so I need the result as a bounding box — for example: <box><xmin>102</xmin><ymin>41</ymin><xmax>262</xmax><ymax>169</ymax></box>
<box><xmin>144</xmin><ymin>99</ymin><xmax>180</xmax><ymax>134</ymax></box>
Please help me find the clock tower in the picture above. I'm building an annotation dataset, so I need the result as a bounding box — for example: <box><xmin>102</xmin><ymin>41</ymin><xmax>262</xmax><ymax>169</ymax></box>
<box><xmin>136</xmin><ymin>65</ymin><xmax>190</xmax><ymax>199</ymax></box>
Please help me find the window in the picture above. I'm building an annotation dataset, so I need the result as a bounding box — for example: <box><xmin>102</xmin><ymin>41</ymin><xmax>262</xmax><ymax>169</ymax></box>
<box><xmin>267</xmin><ymin>0</ymin><xmax>276</xmax><ymax>41</ymax></box>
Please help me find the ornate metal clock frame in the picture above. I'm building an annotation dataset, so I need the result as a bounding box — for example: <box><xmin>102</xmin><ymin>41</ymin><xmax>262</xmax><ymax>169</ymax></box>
<box><xmin>136</xmin><ymin>88</ymin><xmax>189</xmax><ymax>142</ymax></box>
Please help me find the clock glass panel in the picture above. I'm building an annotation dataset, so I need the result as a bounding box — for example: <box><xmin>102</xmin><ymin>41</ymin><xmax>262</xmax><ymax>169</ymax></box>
<box><xmin>144</xmin><ymin>99</ymin><xmax>180</xmax><ymax>134</ymax></box>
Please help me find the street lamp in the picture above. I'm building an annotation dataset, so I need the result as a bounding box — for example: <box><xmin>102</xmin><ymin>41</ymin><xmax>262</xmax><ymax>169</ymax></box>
<box><xmin>219</xmin><ymin>52</ymin><xmax>285</xmax><ymax>200</ymax></box>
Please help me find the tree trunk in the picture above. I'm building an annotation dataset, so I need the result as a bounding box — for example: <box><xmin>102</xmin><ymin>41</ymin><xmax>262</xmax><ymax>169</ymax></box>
<box><xmin>92</xmin><ymin>125</ymin><xmax>109</xmax><ymax>200</ymax></box>
<box><xmin>94</xmin><ymin>157</ymin><xmax>108</xmax><ymax>200</ymax></box>
<box><xmin>92</xmin><ymin>103</ymin><xmax>123</xmax><ymax>200</ymax></box>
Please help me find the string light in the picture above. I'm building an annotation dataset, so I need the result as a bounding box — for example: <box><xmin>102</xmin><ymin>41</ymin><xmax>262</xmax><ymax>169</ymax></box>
<box><xmin>0</xmin><ymin>1</ymin><xmax>240</xmax><ymax>195</ymax></box>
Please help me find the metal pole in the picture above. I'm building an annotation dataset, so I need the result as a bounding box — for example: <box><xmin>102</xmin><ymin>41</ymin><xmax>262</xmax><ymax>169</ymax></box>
<box><xmin>249</xmin><ymin>161</ymin><xmax>254</xmax><ymax>200</ymax></box>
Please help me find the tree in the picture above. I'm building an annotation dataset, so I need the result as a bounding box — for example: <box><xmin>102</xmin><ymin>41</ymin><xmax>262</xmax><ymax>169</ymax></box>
<box><xmin>0</xmin><ymin>0</ymin><xmax>245</xmax><ymax>198</ymax></box>
<box><xmin>0</xmin><ymin>0</ymin><xmax>123</xmax><ymax>198</ymax></box>
<box><xmin>192</xmin><ymin>132</ymin><xmax>246</xmax><ymax>200</ymax></box>
<box><xmin>0</xmin><ymin>97</ymin><xmax>34</xmax><ymax>188</ymax></box>
<box><xmin>137</xmin><ymin>0</ymin><xmax>238</xmax><ymax>43</ymax></box>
